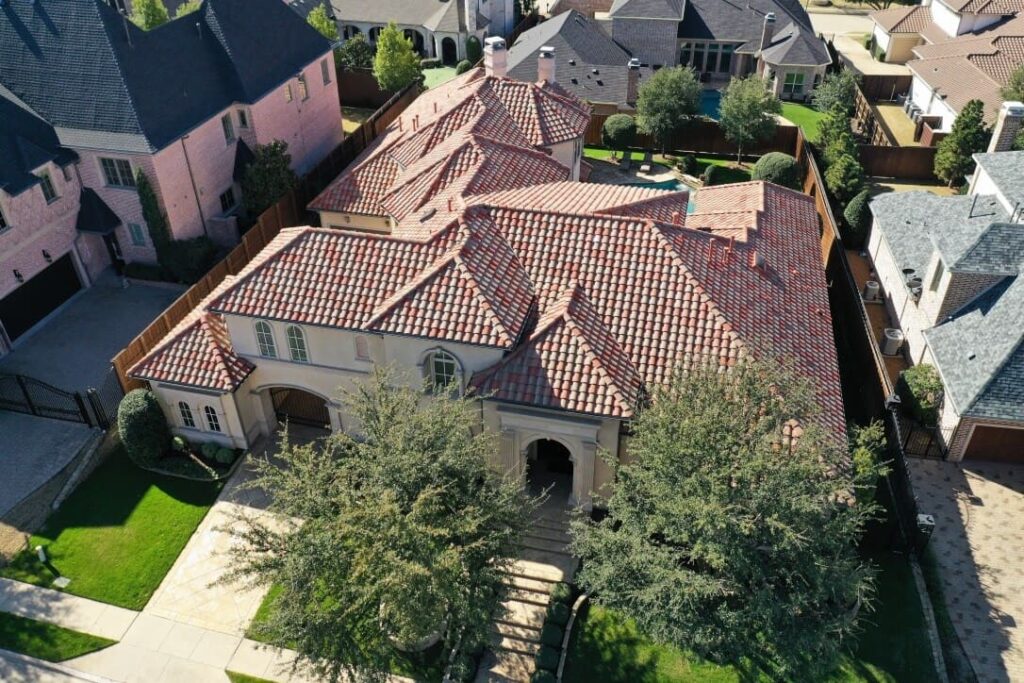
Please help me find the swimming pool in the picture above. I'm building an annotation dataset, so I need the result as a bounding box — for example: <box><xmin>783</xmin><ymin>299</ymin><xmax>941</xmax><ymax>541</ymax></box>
<box><xmin>701</xmin><ymin>90</ymin><xmax>722</xmax><ymax>120</ymax></box>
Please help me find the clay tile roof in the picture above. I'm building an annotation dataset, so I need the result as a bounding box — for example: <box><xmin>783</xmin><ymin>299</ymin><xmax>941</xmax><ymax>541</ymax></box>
<box><xmin>871</xmin><ymin>5</ymin><xmax>932</xmax><ymax>33</ymax></box>
<box><xmin>129</xmin><ymin>277</ymin><xmax>255</xmax><ymax>391</ymax></box>
<box><xmin>471</xmin><ymin>282</ymin><xmax>644</xmax><ymax>417</ymax></box>
<box><xmin>471</xmin><ymin>180</ymin><xmax>690</xmax><ymax>220</ymax></box>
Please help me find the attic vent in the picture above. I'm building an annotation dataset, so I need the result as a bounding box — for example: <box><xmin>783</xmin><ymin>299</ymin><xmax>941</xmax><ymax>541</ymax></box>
<box><xmin>596</xmin><ymin>80</ymin><xmax>603</xmax><ymax>86</ymax></box>
<box><xmin>591</xmin><ymin>68</ymin><xmax>600</xmax><ymax>75</ymax></box>
<box><xmin>419</xmin><ymin>208</ymin><xmax>436</xmax><ymax>222</ymax></box>
<box><xmin>967</xmin><ymin>352</ymin><xmax>977</xmax><ymax>360</ymax></box>
<box><xmin>571</xmin><ymin>78</ymin><xmax>578</xmax><ymax>84</ymax></box>
<box><xmin>569</xmin><ymin>58</ymin><xmax>576</xmax><ymax>65</ymax></box>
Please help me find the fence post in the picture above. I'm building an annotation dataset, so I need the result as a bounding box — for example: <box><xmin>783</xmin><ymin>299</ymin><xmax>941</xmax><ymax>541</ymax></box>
<box><xmin>74</xmin><ymin>392</ymin><xmax>93</xmax><ymax>428</ymax></box>
<box><xmin>16</xmin><ymin>375</ymin><xmax>38</xmax><ymax>417</ymax></box>
<box><xmin>86</xmin><ymin>389</ymin><xmax>107</xmax><ymax>430</ymax></box>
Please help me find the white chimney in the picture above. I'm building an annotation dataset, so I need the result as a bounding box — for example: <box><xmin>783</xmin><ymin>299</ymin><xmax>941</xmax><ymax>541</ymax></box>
<box><xmin>987</xmin><ymin>101</ymin><xmax>1024</xmax><ymax>152</ymax></box>
<box><xmin>484</xmin><ymin>37</ymin><xmax>507</xmax><ymax>78</ymax></box>
<box><xmin>538</xmin><ymin>45</ymin><xmax>556</xmax><ymax>83</ymax></box>
<box><xmin>760</xmin><ymin>12</ymin><xmax>776</xmax><ymax>51</ymax></box>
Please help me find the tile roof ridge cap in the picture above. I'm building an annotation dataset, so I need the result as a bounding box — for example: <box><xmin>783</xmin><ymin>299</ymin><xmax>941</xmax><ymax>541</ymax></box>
<box><xmin>490</xmin><ymin>203</ymin><xmax>651</xmax><ymax>225</ymax></box>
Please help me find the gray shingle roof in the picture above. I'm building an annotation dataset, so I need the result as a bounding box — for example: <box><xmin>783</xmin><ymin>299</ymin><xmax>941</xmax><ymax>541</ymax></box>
<box><xmin>0</xmin><ymin>0</ymin><xmax>330</xmax><ymax>154</ymax></box>
<box><xmin>974</xmin><ymin>150</ymin><xmax>1024</xmax><ymax>211</ymax></box>
<box><xmin>609</xmin><ymin>0</ymin><xmax>685</xmax><ymax>19</ymax></box>
<box><xmin>76</xmin><ymin>188</ymin><xmax>122</xmax><ymax>235</ymax></box>
<box><xmin>330</xmin><ymin>0</ymin><xmax>467</xmax><ymax>32</ymax></box>
<box><xmin>508</xmin><ymin>10</ymin><xmax>646</xmax><ymax>106</ymax></box>
<box><xmin>953</xmin><ymin>223</ymin><xmax>1024</xmax><ymax>274</ymax></box>
<box><xmin>0</xmin><ymin>88</ymin><xmax>77</xmax><ymax>195</ymax></box>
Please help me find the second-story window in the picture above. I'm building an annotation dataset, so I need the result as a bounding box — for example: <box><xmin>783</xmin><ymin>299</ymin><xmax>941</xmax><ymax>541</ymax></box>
<box><xmin>179</xmin><ymin>401</ymin><xmax>195</xmax><ymax>428</ymax></box>
<box><xmin>38</xmin><ymin>172</ymin><xmax>58</xmax><ymax>203</ymax></box>
<box><xmin>219</xmin><ymin>187</ymin><xmax>236</xmax><ymax>214</ymax></box>
<box><xmin>354</xmin><ymin>335</ymin><xmax>370</xmax><ymax>361</ymax></box>
<box><xmin>321</xmin><ymin>58</ymin><xmax>331</xmax><ymax>85</ymax></box>
<box><xmin>221</xmin><ymin>113</ymin><xmax>235</xmax><ymax>144</ymax></box>
<box><xmin>0</xmin><ymin>205</ymin><xmax>8</xmax><ymax>233</ymax></box>
<box><xmin>285</xmin><ymin>84</ymin><xmax>294</xmax><ymax>102</ymax></box>
<box><xmin>100</xmin><ymin>158</ymin><xmax>136</xmax><ymax>188</ymax></box>
<box><xmin>255</xmin><ymin>320</ymin><xmax>277</xmax><ymax>358</ymax></box>
<box><xmin>286</xmin><ymin>325</ymin><xmax>309</xmax><ymax>363</ymax></box>
<box><xmin>204</xmin><ymin>405</ymin><xmax>221</xmax><ymax>432</ymax></box>
<box><xmin>298</xmin><ymin>75</ymin><xmax>309</xmax><ymax>101</ymax></box>
<box><xmin>128</xmin><ymin>222</ymin><xmax>147</xmax><ymax>246</ymax></box>
<box><xmin>237</xmin><ymin>109</ymin><xmax>250</xmax><ymax>129</ymax></box>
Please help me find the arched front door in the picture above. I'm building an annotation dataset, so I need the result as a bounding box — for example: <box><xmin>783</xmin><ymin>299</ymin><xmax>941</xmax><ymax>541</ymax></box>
<box><xmin>270</xmin><ymin>387</ymin><xmax>331</xmax><ymax>430</ymax></box>
<box><xmin>441</xmin><ymin>37</ymin><xmax>457</xmax><ymax>65</ymax></box>
<box><xmin>525</xmin><ymin>438</ymin><xmax>574</xmax><ymax>504</ymax></box>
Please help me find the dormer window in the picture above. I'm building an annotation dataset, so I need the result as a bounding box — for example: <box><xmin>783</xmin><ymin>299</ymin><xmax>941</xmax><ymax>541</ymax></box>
<box><xmin>423</xmin><ymin>348</ymin><xmax>460</xmax><ymax>392</ymax></box>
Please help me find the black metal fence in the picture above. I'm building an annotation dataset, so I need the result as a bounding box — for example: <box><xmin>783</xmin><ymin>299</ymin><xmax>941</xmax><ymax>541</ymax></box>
<box><xmin>86</xmin><ymin>368</ymin><xmax>125</xmax><ymax>431</ymax></box>
<box><xmin>0</xmin><ymin>373</ymin><xmax>92</xmax><ymax>426</ymax></box>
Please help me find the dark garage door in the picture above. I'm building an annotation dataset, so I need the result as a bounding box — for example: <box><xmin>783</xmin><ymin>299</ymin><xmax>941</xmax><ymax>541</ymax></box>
<box><xmin>0</xmin><ymin>254</ymin><xmax>82</xmax><ymax>342</ymax></box>
<box><xmin>963</xmin><ymin>425</ymin><xmax>1024</xmax><ymax>463</ymax></box>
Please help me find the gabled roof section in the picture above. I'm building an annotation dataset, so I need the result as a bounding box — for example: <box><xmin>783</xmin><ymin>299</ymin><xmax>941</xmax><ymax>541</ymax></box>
<box><xmin>472</xmin><ymin>181</ymin><xmax>689</xmax><ymax>222</ymax></box>
<box><xmin>609</xmin><ymin>0</ymin><xmax>685</xmax><ymax>19</ymax></box>
<box><xmin>0</xmin><ymin>90</ymin><xmax>77</xmax><ymax>196</ymax></box>
<box><xmin>472</xmin><ymin>282</ymin><xmax>644</xmax><ymax>417</ymax></box>
<box><xmin>952</xmin><ymin>223</ymin><xmax>1024</xmax><ymax>274</ymax></box>
<box><xmin>760</xmin><ymin>21</ymin><xmax>832</xmax><ymax>66</ymax></box>
<box><xmin>75</xmin><ymin>189</ymin><xmax>122</xmax><ymax>235</ymax></box>
<box><xmin>871</xmin><ymin>5</ymin><xmax>932</xmax><ymax>33</ymax></box>
<box><xmin>974</xmin><ymin>149</ymin><xmax>1024</xmax><ymax>209</ymax></box>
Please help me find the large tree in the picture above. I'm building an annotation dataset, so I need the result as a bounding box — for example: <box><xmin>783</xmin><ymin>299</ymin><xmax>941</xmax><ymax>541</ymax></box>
<box><xmin>307</xmin><ymin>4</ymin><xmax>338</xmax><ymax>43</ymax></box>
<box><xmin>719</xmin><ymin>75</ymin><xmax>782</xmax><ymax>163</ymax></box>
<box><xmin>241</xmin><ymin>140</ymin><xmax>298</xmax><ymax>218</ymax></box>
<box><xmin>373</xmin><ymin>22</ymin><xmax>422</xmax><ymax>92</ymax></box>
<box><xmin>130</xmin><ymin>0</ymin><xmax>169</xmax><ymax>30</ymax></box>
<box><xmin>635</xmin><ymin>67</ymin><xmax>701</xmax><ymax>152</ymax></box>
<box><xmin>812</xmin><ymin>69</ymin><xmax>861</xmax><ymax>116</ymax></box>
<box><xmin>226</xmin><ymin>369</ymin><xmax>533</xmax><ymax>683</ymax></box>
<box><xmin>571</xmin><ymin>358</ymin><xmax>878</xmax><ymax>680</ymax></box>
<box><xmin>934</xmin><ymin>99</ymin><xmax>989</xmax><ymax>187</ymax></box>
<box><xmin>1002</xmin><ymin>64</ymin><xmax>1024</xmax><ymax>102</ymax></box>
<box><xmin>336</xmin><ymin>33</ymin><xmax>374</xmax><ymax>71</ymax></box>
<box><xmin>602</xmin><ymin>114</ymin><xmax>637</xmax><ymax>158</ymax></box>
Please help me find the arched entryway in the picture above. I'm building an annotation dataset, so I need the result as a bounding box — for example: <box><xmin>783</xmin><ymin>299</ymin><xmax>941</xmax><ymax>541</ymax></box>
<box><xmin>526</xmin><ymin>438</ymin><xmax>574</xmax><ymax>503</ymax></box>
<box><xmin>270</xmin><ymin>387</ymin><xmax>331</xmax><ymax>430</ymax></box>
<box><xmin>404</xmin><ymin>29</ymin><xmax>425</xmax><ymax>56</ymax></box>
<box><xmin>441</xmin><ymin>37</ymin><xmax>457</xmax><ymax>65</ymax></box>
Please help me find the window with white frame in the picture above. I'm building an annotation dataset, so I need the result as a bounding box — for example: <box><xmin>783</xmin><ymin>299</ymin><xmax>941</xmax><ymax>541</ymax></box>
<box><xmin>219</xmin><ymin>187</ymin><xmax>236</xmax><ymax>214</ymax></box>
<box><xmin>254</xmin><ymin>320</ymin><xmax>277</xmax><ymax>358</ymax></box>
<box><xmin>424</xmin><ymin>349</ymin><xmax>458</xmax><ymax>391</ymax></box>
<box><xmin>782</xmin><ymin>72</ymin><xmax>805</xmax><ymax>96</ymax></box>
<box><xmin>321</xmin><ymin>58</ymin><xmax>331</xmax><ymax>85</ymax></box>
<box><xmin>179</xmin><ymin>401</ymin><xmax>195</xmax><ymax>428</ymax></box>
<box><xmin>298</xmin><ymin>75</ymin><xmax>309</xmax><ymax>101</ymax></box>
<box><xmin>237</xmin><ymin>108</ymin><xmax>250</xmax><ymax>129</ymax></box>
<box><xmin>128</xmin><ymin>222</ymin><xmax>147</xmax><ymax>246</ymax></box>
<box><xmin>354</xmin><ymin>335</ymin><xmax>370</xmax><ymax>360</ymax></box>
<box><xmin>285</xmin><ymin>84</ymin><xmax>294</xmax><ymax>102</ymax></box>
<box><xmin>286</xmin><ymin>325</ymin><xmax>309</xmax><ymax>363</ymax></box>
<box><xmin>221</xmin><ymin>113</ymin><xmax>235</xmax><ymax>143</ymax></box>
<box><xmin>38</xmin><ymin>172</ymin><xmax>58</xmax><ymax>203</ymax></box>
<box><xmin>204</xmin><ymin>405</ymin><xmax>221</xmax><ymax>432</ymax></box>
<box><xmin>100</xmin><ymin>158</ymin><xmax>136</xmax><ymax>188</ymax></box>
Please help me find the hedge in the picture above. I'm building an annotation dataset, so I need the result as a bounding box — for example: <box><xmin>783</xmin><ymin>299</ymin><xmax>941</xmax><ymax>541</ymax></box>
<box><xmin>117</xmin><ymin>389</ymin><xmax>170</xmax><ymax>467</ymax></box>
<box><xmin>897</xmin><ymin>364</ymin><xmax>944</xmax><ymax>427</ymax></box>
<box><xmin>751</xmin><ymin>152</ymin><xmax>801</xmax><ymax>190</ymax></box>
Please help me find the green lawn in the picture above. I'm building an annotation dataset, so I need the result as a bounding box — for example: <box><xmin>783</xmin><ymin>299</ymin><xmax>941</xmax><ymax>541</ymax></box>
<box><xmin>227</xmin><ymin>673</ymin><xmax>276</xmax><ymax>683</ymax></box>
<box><xmin>423</xmin><ymin>66</ymin><xmax>458</xmax><ymax>90</ymax></box>
<box><xmin>583</xmin><ymin>147</ymin><xmax>752</xmax><ymax>184</ymax></box>
<box><xmin>0</xmin><ymin>612</ymin><xmax>114</xmax><ymax>662</ymax></box>
<box><xmin>0</xmin><ymin>447</ymin><xmax>222</xmax><ymax>610</ymax></box>
<box><xmin>564</xmin><ymin>553</ymin><xmax>937</xmax><ymax>683</ymax></box>
<box><xmin>341</xmin><ymin>106</ymin><xmax>375</xmax><ymax>135</ymax></box>
<box><xmin>781</xmin><ymin>102</ymin><xmax>827</xmax><ymax>143</ymax></box>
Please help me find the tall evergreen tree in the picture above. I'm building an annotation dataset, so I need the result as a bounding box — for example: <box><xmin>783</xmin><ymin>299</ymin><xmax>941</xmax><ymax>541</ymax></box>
<box><xmin>307</xmin><ymin>4</ymin><xmax>338</xmax><ymax>42</ymax></box>
<box><xmin>241</xmin><ymin>141</ymin><xmax>297</xmax><ymax>218</ymax></box>
<box><xmin>934</xmin><ymin>99</ymin><xmax>990</xmax><ymax>187</ymax></box>
<box><xmin>130</xmin><ymin>0</ymin><xmax>169</xmax><ymax>30</ymax></box>
<box><xmin>719</xmin><ymin>75</ymin><xmax>782</xmax><ymax>162</ymax></box>
<box><xmin>373</xmin><ymin>22</ymin><xmax>422</xmax><ymax>92</ymax></box>
<box><xmin>336</xmin><ymin>33</ymin><xmax>373</xmax><ymax>71</ymax></box>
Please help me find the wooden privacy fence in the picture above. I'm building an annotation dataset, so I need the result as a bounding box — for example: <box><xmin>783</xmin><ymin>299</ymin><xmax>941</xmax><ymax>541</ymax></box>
<box><xmin>853</xmin><ymin>84</ymin><xmax>893</xmax><ymax>147</ymax></box>
<box><xmin>858</xmin><ymin>144</ymin><xmax>938</xmax><ymax>180</ymax></box>
<box><xmin>859</xmin><ymin>74</ymin><xmax>913</xmax><ymax>102</ymax></box>
<box><xmin>584</xmin><ymin>115</ymin><xmax>799</xmax><ymax>158</ymax></box>
<box><xmin>112</xmin><ymin>82</ymin><xmax>422</xmax><ymax>392</ymax></box>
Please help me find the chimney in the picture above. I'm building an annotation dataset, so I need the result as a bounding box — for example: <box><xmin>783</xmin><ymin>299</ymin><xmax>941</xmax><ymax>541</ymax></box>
<box><xmin>987</xmin><ymin>101</ymin><xmax>1024</xmax><ymax>152</ymax></box>
<box><xmin>484</xmin><ymin>37</ymin><xmax>507</xmax><ymax>78</ymax></box>
<box><xmin>538</xmin><ymin>46</ymin><xmax>556</xmax><ymax>83</ymax></box>
<box><xmin>760</xmin><ymin>12</ymin><xmax>776</xmax><ymax>51</ymax></box>
<box><xmin>626</xmin><ymin>57</ymin><xmax>641</xmax><ymax>104</ymax></box>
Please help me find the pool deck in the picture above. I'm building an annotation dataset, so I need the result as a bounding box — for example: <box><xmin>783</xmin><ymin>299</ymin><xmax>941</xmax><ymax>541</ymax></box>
<box><xmin>586</xmin><ymin>158</ymin><xmax>680</xmax><ymax>186</ymax></box>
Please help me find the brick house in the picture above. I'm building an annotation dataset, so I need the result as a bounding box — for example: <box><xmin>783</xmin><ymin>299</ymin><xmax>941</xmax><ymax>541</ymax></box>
<box><xmin>0</xmin><ymin>0</ymin><xmax>342</xmax><ymax>352</ymax></box>
<box><xmin>865</xmin><ymin>103</ymin><xmax>1024</xmax><ymax>462</ymax></box>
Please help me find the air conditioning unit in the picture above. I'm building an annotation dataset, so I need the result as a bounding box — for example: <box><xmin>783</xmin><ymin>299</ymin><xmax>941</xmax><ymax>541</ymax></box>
<box><xmin>863</xmin><ymin>280</ymin><xmax>881</xmax><ymax>301</ymax></box>
<box><xmin>882</xmin><ymin>328</ymin><xmax>905</xmax><ymax>356</ymax></box>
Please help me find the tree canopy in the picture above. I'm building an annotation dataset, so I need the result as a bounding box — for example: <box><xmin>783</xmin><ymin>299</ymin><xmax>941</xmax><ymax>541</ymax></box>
<box><xmin>336</xmin><ymin>33</ymin><xmax>374</xmax><ymax>71</ymax></box>
<box><xmin>719</xmin><ymin>75</ymin><xmax>781</xmax><ymax>162</ymax></box>
<box><xmin>812</xmin><ymin>69</ymin><xmax>861</xmax><ymax>116</ymax></box>
<box><xmin>307</xmin><ymin>4</ymin><xmax>339</xmax><ymax>42</ymax></box>
<box><xmin>173</xmin><ymin>0</ymin><xmax>200</xmax><ymax>19</ymax></box>
<box><xmin>635</xmin><ymin>67</ymin><xmax>701</xmax><ymax>151</ymax></box>
<box><xmin>130</xmin><ymin>0</ymin><xmax>169</xmax><ymax>30</ymax></box>
<box><xmin>571</xmin><ymin>358</ymin><xmax>878</xmax><ymax>680</ymax></box>
<box><xmin>824</xmin><ymin>153</ymin><xmax>866</xmax><ymax>203</ymax></box>
<box><xmin>934</xmin><ymin>99</ymin><xmax>989</xmax><ymax>187</ymax></box>
<box><xmin>602</xmin><ymin>114</ymin><xmax>637</xmax><ymax>156</ymax></box>
<box><xmin>226</xmin><ymin>369</ymin><xmax>533</xmax><ymax>683</ymax></box>
<box><xmin>373</xmin><ymin>22</ymin><xmax>422</xmax><ymax>92</ymax></box>
<box><xmin>750</xmin><ymin>152</ymin><xmax>801</xmax><ymax>189</ymax></box>
<box><xmin>1000</xmin><ymin>64</ymin><xmax>1024</xmax><ymax>102</ymax></box>
<box><xmin>241</xmin><ymin>140</ymin><xmax>297</xmax><ymax>218</ymax></box>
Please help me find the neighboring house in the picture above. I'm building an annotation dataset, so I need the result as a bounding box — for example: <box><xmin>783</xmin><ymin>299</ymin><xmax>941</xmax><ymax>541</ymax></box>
<box><xmin>127</xmin><ymin>56</ymin><xmax>844</xmax><ymax>513</ymax></box>
<box><xmin>865</xmin><ymin>103</ymin><xmax>1024</xmax><ymax>462</ymax></box>
<box><xmin>332</xmin><ymin>0</ymin><xmax>514</xmax><ymax>64</ymax></box>
<box><xmin>871</xmin><ymin>2</ymin><xmax>1024</xmax><ymax>132</ymax></box>
<box><xmin>509</xmin><ymin>0</ymin><xmax>830</xmax><ymax>109</ymax></box>
<box><xmin>0</xmin><ymin>0</ymin><xmax>343</xmax><ymax>352</ymax></box>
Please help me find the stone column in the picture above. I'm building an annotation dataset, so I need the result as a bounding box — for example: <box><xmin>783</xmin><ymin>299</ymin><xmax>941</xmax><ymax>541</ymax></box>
<box><xmin>252</xmin><ymin>391</ymin><xmax>271</xmax><ymax>437</ymax></box>
<box><xmin>327</xmin><ymin>400</ymin><xmax>343</xmax><ymax>433</ymax></box>
<box><xmin>572</xmin><ymin>440</ymin><xmax>597</xmax><ymax>511</ymax></box>
<box><xmin>500</xmin><ymin>428</ymin><xmax>524</xmax><ymax>483</ymax></box>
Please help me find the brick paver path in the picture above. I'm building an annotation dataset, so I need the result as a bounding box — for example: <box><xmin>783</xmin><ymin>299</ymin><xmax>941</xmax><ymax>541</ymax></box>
<box><xmin>909</xmin><ymin>458</ymin><xmax>1024</xmax><ymax>682</ymax></box>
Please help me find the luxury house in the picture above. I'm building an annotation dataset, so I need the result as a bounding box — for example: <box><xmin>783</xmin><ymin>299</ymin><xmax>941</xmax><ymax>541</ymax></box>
<box><xmin>0</xmin><ymin>0</ymin><xmax>343</xmax><ymax>353</ymax></box>
<box><xmin>871</xmin><ymin>1</ymin><xmax>1024</xmax><ymax>132</ymax></box>
<box><xmin>865</xmin><ymin>102</ymin><xmax>1024</xmax><ymax>462</ymax></box>
<box><xmin>508</xmin><ymin>0</ymin><xmax>830</xmax><ymax>110</ymax></box>
<box><xmin>332</xmin><ymin>0</ymin><xmax>515</xmax><ymax>64</ymax></box>
<box><xmin>128</xmin><ymin>55</ymin><xmax>844</xmax><ymax>513</ymax></box>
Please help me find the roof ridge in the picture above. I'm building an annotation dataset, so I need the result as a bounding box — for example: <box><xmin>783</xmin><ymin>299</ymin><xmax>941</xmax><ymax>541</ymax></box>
<box><xmin>562</xmin><ymin>316</ymin><xmax>640</xmax><ymax>415</ymax></box>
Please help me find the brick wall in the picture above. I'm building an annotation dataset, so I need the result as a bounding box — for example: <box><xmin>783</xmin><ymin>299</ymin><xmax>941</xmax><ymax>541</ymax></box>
<box><xmin>75</xmin><ymin>149</ymin><xmax>159</xmax><ymax>264</ymax></box>
<box><xmin>611</xmin><ymin>18</ymin><xmax>678</xmax><ymax>67</ymax></box>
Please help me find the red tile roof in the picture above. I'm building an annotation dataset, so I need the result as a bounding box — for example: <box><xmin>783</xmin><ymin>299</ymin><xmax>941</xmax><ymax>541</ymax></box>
<box><xmin>471</xmin><ymin>181</ymin><xmax>690</xmax><ymax>222</ymax></box>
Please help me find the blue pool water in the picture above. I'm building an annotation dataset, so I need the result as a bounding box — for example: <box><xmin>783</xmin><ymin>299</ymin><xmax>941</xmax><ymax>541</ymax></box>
<box><xmin>701</xmin><ymin>90</ymin><xmax>722</xmax><ymax>120</ymax></box>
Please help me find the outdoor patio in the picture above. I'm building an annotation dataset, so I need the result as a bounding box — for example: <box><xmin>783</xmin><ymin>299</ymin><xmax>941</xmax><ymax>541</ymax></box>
<box><xmin>585</xmin><ymin>156</ymin><xmax>681</xmax><ymax>187</ymax></box>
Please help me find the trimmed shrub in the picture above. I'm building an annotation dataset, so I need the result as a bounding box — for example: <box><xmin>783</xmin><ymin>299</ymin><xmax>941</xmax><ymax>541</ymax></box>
<box><xmin>750</xmin><ymin>152</ymin><xmax>801</xmax><ymax>190</ymax></box>
<box><xmin>215</xmin><ymin>447</ymin><xmax>237</xmax><ymax>465</ymax></box>
<box><xmin>420</xmin><ymin>57</ymin><xmax>442</xmax><ymax>69</ymax></box>
<box><xmin>201</xmin><ymin>442</ymin><xmax>220</xmax><ymax>460</ymax></box>
<box><xmin>842</xmin><ymin>189</ymin><xmax>872</xmax><ymax>247</ymax></box>
<box><xmin>824</xmin><ymin>153</ymin><xmax>865</xmax><ymax>203</ymax></box>
<box><xmin>450</xmin><ymin>652</ymin><xmax>477</xmax><ymax>681</ymax></box>
<box><xmin>898</xmin><ymin>364</ymin><xmax>944</xmax><ymax>427</ymax></box>
<box><xmin>601</xmin><ymin>114</ymin><xmax>637</xmax><ymax>155</ymax></box>
<box><xmin>117</xmin><ymin>389</ymin><xmax>171</xmax><ymax>467</ymax></box>
<box><xmin>535</xmin><ymin>644</ymin><xmax>560</xmax><ymax>672</ymax></box>
<box><xmin>675</xmin><ymin>154</ymin><xmax>696</xmax><ymax>175</ymax></box>
<box><xmin>531</xmin><ymin>670</ymin><xmax>556</xmax><ymax>683</ymax></box>
<box><xmin>547</xmin><ymin>601</ymin><xmax>570</xmax><ymax>626</ymax></box>
<box><xmin>702</xmin><ymin>164</ymin><xmax>727</xmax><ymax>186</ymax></box>
<box><xmin>161</xmin><ymin>237</ymin><xmax>217</xmax><ymax>284</ymax></box>
<box><xmin>172</xmin><ymin>435</ymin><xmax>189</xmax><ymax>453</ymax></box>
<box><xmin>550</xmin><ymin>582</ymin><xmax>574</xmax><ymax>605</ymax></box>
<box><xmin>539</xmin><ymin>623</ymin><xmax>563</xmax><ymax>647</ymax></box>
<box><xmin>455</xmin><ymin>59</ymin><xmax>472</xmax><ymax>75</ymax></box>
<box><xmin>466</xmin><ymin>35</ymin><xmax>482</xmax><ymax>64</ymax></box>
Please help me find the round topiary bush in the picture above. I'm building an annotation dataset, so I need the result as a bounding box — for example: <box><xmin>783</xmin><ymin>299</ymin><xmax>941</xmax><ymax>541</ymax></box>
<box><xmin>215</xmin><ymin>447</ymin><xmax>236</xmax><ymax>465</ymax></box>
<box><xmin>549</xmin><ymin>582</ymin><xmax>574</xmax><ymax>605</ymax></box>
<box><xmin>842</xmin><ymin>188</ymin><xmax>872</xmax><ymax>248</ymax></box>
<box><xmin>702</xmin><ymin>164</ymin><xmax>726</xmax><ymax>186</ymax></box>
<box><xmin>535</xmin><ymin>644</ymin><xmax>560</xmax><ymax>672</ymax></box>
<box><xmin>751</xmin><ymin>152</ymin><xmax>801</xmax><ymax>190</ymax></box>
<box><xmin>547</xmin><ymin>601</ymin><xmax>570</xmax><ymax>626</ymax></box>
<box><xmin>540</xmin><ymin>623</ymin><xmax>563</xmax><ymax>647</ymax></box>
<box><xmin>455</xmin><ymin>59</ymin><xmax>472</xmax><ymax>75</ymax></box>
<box><xmin>117</xmin><ymin>389</ymin><xmax>171</xmax><ymax>467</ymax></box>
<box><xmin>531</xmin><ymin>670</ymin><xmax>556</xmax><ymax>683</ymax></box>
<box><xmin>201</xmin><ymin>442</ymin><xmax>220</xmax><ymax>460</ymax></box>
<box><xmin>601</xmin><ymin>114</ymin><xmax>637</xmax><ymax>156</ymax></box>
<box><xmin>465</xmin><ymin>35</ymin><xmax>482</xmax><ymax>64</ymax></box>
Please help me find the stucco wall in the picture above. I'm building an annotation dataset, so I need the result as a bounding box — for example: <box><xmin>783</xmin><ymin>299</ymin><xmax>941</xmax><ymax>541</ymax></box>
<box><xmin>909</xmin><ymin>75</ymin><xmax>958</xmax><ymax>132</ymax></box>
<box><xmin>884</xmin><ymin>33</ymin><xmax>921</xmax><ymax>63</ymax></box>
<box><xmin>155</xmin><ymin>383</ymin><xmax>246</xmax><ymax>448</ymax></box>
<box><xmin>930</xmin><ymin>0</ymin><xmax>962</xmax><ymax>37</ymax></box>
<box><xmin>866</xmin><ymin>219</ymin><xmax>931</xmax><ymax>363</ymax></box>
<box><xmin>318</xmin><ymin>210</ymin><xmax>394</xmax><ymax>233</ymax></box>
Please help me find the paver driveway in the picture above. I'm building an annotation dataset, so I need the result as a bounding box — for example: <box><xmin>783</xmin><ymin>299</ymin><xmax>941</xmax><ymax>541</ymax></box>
<box><xmin>909</xmin><ymin>458</ymin><xmax>1024</xmax><ymax>682</ymax></box>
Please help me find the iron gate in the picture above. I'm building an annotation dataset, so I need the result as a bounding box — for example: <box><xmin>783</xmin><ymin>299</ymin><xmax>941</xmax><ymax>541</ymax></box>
<box><xmin>271</xmin><ymin>388</ymin><xmax>330</xmax><ymax>429</ymax></box>
<box><xmin>0</xmin><ymin>373</ymin><xmax>92</xmax><ymax>426</ymax></box>
<box><xmin>86</xmin><ymin>367</ymin><xmax>125</xmax><ymax>430</ymax></box>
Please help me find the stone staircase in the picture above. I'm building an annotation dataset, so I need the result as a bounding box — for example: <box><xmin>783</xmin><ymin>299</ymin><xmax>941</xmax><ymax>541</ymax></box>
<box><xmin>475</xmin><ymin>505</ymin><xmax>578</xmax><ymax>682</ymax></box>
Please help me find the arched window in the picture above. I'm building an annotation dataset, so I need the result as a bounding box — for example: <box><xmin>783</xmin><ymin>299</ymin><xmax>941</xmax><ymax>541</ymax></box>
<box><xmin>204</xmin><ymin>405</ymin><xmax>221</xmax><ymax>432</ymax></box>
<box><xmin>424</xmin><ymin>349</ymin><xmax>459</xmax><ymax>391</ymax></box>
<box><xmin>354</xmin><ymin>335</ymin><xmax>370</xmax><ymax>361</ymax></box>
<box><xmin>369</xmin><ymin>26</ymin><xmax>382</xmax><ymax>42</ymax></box>
<box><xmin>342</xmin><ymin>25</ymin><xmax>361</xmax><ymax>40</ymax></box>
<box><xmin>286</xmin><ymin>325</ymin><xmax>309</xmax><ymax>363</ymax></box>
<box><xmin>254</xmin><ymin>321</ymin><xmax>277</xmax><ymax>358</ymax></box>
<box><xmin>178</xmin><ymin>402</ymin><xmax>195</xmax><ymax>428</ymax></box>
